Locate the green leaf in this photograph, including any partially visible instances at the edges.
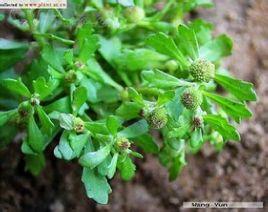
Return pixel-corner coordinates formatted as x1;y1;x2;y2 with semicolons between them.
106;115;121;135
190;128;203;150
107;153;118;179
0;109;17;127
133;134;159;154
79;145;111;169
118;156;136;181
215;74;257;101
118;119;149;139
72;86;88;113
1;78;31;97
142;69;191;89
203;114;240;141
82;168;112;204
25;153;45;176
41;46;64;72
203;91;252;120
146;32;189;67
69;133;89;157
128;87;144;105
28;115;45;153
114;48;167;72
45;97;72;113
199;35;233;62
175;24;199;60
54;131;76;160
168;152;186;181
189;19;213;45
38;10;55;33
0;39;29;71
33;77;58;100
36;106;54;135
58;113;74;130
85;122;109;135
116;102;143;120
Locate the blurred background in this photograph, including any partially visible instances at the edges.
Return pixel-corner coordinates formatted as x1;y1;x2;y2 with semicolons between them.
0;0;267;211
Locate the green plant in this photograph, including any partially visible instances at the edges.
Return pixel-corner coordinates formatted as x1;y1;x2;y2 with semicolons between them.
0;0;257;204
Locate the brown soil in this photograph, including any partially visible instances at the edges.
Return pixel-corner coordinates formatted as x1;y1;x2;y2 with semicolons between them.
0;0;267;211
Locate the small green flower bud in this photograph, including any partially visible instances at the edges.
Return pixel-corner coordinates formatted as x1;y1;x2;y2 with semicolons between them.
192;116;203;129
124;6;145;23
190;59;215;82
30;93;40;106
73;117;84;133
146;107;168;129
181;88;202;110
165;60;178;73
116;137;131;150
18;101;33;118
120;89;129;101
65;70;77;84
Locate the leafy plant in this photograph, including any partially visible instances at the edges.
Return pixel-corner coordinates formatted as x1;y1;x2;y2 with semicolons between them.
0;0;257;204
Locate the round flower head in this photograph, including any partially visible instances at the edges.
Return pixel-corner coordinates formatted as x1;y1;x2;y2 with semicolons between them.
73;117;84;133
124;6;145;23
65;70;77;84
116;137;131;150
192;116;203;129
18;101;33;118
181;88;202;110
147;107;168;129
190;59;215;82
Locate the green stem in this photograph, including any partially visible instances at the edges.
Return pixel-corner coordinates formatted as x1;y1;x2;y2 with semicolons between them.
34;33;75;45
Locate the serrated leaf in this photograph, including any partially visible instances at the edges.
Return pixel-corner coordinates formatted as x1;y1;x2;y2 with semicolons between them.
54;131;76;160
118;157;136;181
82;168;112;204
203;91;252;120
204;114;240;141
215;74;257;101
69;133;90;157
79;145;111;169
146;32;189;67
199;35;233;62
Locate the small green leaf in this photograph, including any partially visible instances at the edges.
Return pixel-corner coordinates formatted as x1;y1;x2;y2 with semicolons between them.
215;74;257;101
199;35;233;62
58;113;74;130
45;97;72;114
116;102;143;120
1;78;31;97
128;87;144;105
54;131;76;160
142;69;191;89
33;77;58;100
203;91;252;120
133;134;159;154
69;133;89;157
118;156;136;181
168;152;186;181
28;115;45;153
25;153;45;176
106;115;121;135
79;145;111;169
204;114;240;141
85;122;109;135
118;119;149;139
36;106;54;135
107;153;118;179
82;168;112;204
72;86;88;113
0;109;17;127
190;128;203;150
146;32;189;67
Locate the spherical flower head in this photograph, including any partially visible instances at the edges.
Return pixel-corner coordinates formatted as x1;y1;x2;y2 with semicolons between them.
116;137;131;150
65;70;77;84
192;116;203;129
124;6;145;23
181;88;202;110
18;101;33;118
30;93;40;106
190;59;215;82
147;107;168;129
73;117;84;133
